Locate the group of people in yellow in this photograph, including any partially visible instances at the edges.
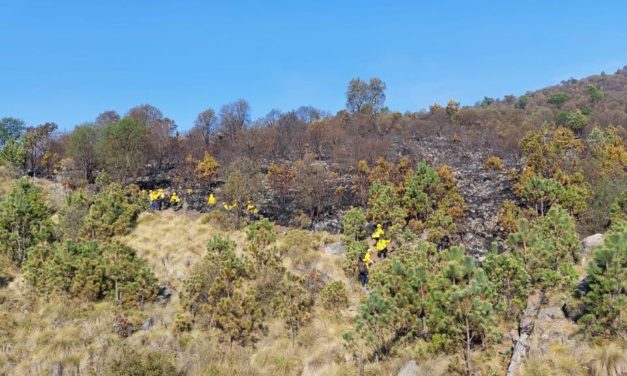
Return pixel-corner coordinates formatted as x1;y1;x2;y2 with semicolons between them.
358;223;392;287
208;193;258;216
148;188;180;210
147;188;181;210
145;189;259;217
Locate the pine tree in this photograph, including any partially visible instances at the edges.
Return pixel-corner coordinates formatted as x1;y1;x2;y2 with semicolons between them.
246;218;281;270
23;241;157;305
0;178;54;266
483;247;530;316
341;207;367;241
272;272;314;348
402;162;442;221
426;247;495;376
367;182;407;234
508;205;579;291
181;235;265;345
580;220;627;337
80;183;143;240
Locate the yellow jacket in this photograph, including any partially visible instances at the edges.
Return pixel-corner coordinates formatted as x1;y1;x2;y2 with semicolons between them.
362;251;371;265
371;224;384;239
376;239;390;251
246;200;258;214
170;193;180;204
223;201;237;211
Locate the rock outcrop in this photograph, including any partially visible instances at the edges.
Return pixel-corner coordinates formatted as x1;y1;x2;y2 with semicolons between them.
581;233;604;264
324;242;346;256
506;291;544;376
397;360;419;376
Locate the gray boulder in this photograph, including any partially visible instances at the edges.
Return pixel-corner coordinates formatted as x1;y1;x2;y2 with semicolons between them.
397;360;419;376
581;233;604;263
324;242;345;256
142;317;154;330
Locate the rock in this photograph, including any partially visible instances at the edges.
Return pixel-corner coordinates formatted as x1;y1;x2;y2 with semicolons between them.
397;360;420;376
312;217;343;233
562;301;586;322
582;233;604;250
581;233;604;263
563;277;590;321
324;242;345;256
142;317;154;330
506;291;544;376
538;304;565;320
574;276;591;297
156;285;174;303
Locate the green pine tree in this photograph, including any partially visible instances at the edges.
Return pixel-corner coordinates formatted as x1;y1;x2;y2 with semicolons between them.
580;220;627;337
0;178;54;266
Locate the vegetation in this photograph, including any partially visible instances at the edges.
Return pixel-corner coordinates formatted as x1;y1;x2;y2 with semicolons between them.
0;68;626;375
579;220;627;336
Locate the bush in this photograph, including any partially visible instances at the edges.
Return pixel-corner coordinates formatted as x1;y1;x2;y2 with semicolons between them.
548;92;570;108
194;152;220;182
320;281;349;310
497;200;523;234
201;209;235;230
108;349;182;376
23;240;158;305
173;311;193;333
181;236;264;345
57;189;94;241
0;178;55;266
341;207;367;241
555;110;587;132
79;183;143;240
484;156;505;171
508;205;579;291
579;220;627;337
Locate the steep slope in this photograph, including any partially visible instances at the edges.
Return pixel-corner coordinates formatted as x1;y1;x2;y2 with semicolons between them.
401;136;517;254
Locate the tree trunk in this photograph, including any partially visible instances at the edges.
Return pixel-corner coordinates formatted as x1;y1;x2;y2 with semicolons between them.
464;315;471;376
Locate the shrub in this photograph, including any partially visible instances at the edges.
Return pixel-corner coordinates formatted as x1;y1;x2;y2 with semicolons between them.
0;139;27;176
548;92;570;108
483;248;530;316
555;111;587;133
173;311;193;333
341;207;367;241
57;189;94;241
0;178;55;266
320;281;349;311
107;349;182;376
23;241;158;305
194;152;220;182
508;205;579;291
181;236;264;345
579;220;627;337
484;156;505;171
272;272;314;348
201;209;235;230
498;200;524;234
80;183;143;240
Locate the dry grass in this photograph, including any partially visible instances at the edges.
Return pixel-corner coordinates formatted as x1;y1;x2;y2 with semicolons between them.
119;209;249;290
0;208;369;375
2;206;624;376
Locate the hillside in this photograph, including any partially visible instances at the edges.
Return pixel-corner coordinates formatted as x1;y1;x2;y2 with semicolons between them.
0;69;626;376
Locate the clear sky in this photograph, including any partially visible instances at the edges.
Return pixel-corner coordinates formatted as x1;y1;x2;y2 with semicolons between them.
1;0;626;131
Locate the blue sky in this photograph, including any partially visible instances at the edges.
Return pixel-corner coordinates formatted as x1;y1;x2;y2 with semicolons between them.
1;1;626;131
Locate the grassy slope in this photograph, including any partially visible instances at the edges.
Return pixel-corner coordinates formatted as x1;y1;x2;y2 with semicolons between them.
0;178;624;375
